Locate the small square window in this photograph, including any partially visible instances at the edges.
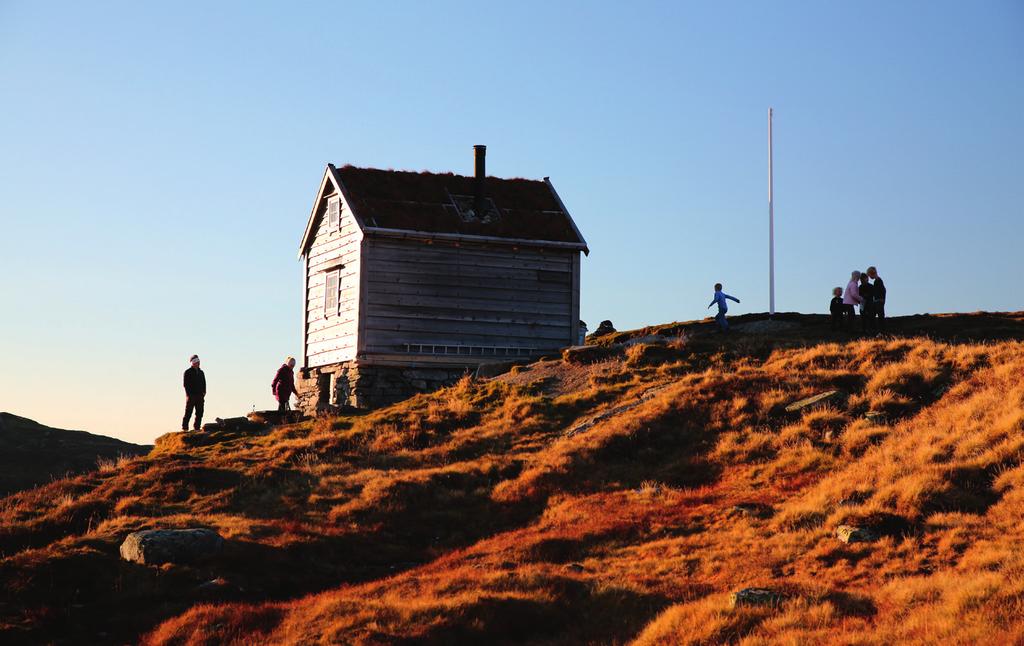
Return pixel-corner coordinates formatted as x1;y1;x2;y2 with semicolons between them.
327;196;341;230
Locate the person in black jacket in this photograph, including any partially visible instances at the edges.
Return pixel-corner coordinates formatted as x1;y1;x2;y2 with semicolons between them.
858;272;875;333
182;355;206;431
829;287;844;330
867;266;886;330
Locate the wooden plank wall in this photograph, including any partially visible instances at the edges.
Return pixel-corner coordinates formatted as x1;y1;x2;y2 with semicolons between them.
305;195;361;367
360;237;577;356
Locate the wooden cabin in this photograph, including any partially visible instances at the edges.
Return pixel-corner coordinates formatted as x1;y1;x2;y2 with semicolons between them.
296;146;588;412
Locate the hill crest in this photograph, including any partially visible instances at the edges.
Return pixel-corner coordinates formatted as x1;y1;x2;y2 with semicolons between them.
1;311;1024;645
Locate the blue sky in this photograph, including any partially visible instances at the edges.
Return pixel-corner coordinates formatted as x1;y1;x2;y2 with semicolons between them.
1;1;1021;443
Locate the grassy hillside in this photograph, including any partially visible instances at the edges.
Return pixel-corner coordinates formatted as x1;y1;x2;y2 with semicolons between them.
2;312;1023;645
0;413;150;497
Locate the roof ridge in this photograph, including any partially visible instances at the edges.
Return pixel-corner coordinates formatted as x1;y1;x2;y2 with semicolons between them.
335;164;543;183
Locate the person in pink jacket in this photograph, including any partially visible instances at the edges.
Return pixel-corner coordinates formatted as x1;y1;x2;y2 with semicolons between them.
272;357;297;412
842;271;863;330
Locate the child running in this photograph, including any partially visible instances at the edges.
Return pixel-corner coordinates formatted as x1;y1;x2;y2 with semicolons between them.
708;283;741;333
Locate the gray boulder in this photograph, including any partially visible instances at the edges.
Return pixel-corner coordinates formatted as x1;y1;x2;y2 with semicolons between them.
120;528;224;566
729;587;784;608
836;524;877;544
785;390;844;413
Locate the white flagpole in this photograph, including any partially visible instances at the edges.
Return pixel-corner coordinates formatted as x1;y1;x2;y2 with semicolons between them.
768;107;775;317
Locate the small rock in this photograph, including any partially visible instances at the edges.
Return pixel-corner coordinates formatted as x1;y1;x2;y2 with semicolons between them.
198;577;228;589
836;525;876;544
248;410;302;426
864;411;887;424
562;344;620;365
196;577;239;598
785;390;844;413
120;528;224;566
729;588;784;608
730;503;774;519
215;417;262;432
566;563;586;573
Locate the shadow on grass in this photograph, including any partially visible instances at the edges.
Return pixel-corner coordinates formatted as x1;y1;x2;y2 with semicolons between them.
408;577;671;646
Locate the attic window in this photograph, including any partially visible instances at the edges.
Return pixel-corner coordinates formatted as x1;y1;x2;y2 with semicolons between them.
327;196;341;230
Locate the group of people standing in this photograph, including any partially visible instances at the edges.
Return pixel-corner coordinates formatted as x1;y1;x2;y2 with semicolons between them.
180;355;299;431
831;266;887;332
179;271;886;429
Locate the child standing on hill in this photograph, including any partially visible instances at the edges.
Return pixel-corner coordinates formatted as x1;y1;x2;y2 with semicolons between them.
830;287;844;330
708;283;740;333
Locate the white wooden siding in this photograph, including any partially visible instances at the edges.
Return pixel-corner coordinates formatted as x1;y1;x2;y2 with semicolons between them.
304;193;362;368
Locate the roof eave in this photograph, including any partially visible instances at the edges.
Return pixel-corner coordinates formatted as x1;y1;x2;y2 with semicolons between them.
298;164;370;259
543;177;589;256
362;226;589;252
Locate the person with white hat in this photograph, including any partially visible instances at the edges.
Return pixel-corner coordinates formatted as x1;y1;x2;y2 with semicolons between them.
182;355;206;431
272;357;297;412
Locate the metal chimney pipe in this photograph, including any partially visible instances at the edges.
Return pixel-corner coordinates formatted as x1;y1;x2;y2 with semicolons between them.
473;145;486;216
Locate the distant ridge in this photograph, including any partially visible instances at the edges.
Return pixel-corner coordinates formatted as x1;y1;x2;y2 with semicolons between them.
0;412;150;497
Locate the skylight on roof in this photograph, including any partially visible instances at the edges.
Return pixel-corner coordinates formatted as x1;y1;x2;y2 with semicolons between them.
448;194;500;224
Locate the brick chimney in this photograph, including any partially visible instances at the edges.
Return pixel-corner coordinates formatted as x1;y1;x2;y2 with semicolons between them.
473;144;486;216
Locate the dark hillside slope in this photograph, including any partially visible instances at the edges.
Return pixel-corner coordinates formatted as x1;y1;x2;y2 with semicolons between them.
0;413;150;497
1;311;1023;645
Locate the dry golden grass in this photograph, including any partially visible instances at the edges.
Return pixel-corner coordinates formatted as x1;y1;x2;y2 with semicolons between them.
2;313;1024;644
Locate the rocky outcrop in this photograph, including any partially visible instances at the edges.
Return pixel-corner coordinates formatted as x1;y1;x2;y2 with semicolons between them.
785;390;845;413
200;417;264;433
561;344;622;365
729;588;784;608
120;528;224;566
563;383;671;438
730;502;775;519
836;525;877;544
590;320;616;337
247;410;305;427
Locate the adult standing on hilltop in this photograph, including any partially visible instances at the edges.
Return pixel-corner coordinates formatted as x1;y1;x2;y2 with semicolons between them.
182;355;206;432
842;271;863;330
868;266;886;330
272;357;297;412
858;272;875;333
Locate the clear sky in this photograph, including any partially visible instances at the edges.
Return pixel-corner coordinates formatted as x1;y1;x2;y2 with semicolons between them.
1;1;1021;444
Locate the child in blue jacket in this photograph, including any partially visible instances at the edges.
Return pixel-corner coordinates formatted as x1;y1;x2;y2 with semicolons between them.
708;283;741;332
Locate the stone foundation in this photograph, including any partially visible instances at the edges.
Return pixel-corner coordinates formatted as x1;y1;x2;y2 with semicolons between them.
296;362;473;415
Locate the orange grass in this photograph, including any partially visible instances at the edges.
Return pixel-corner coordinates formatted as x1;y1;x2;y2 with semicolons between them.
2;314;1024;644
